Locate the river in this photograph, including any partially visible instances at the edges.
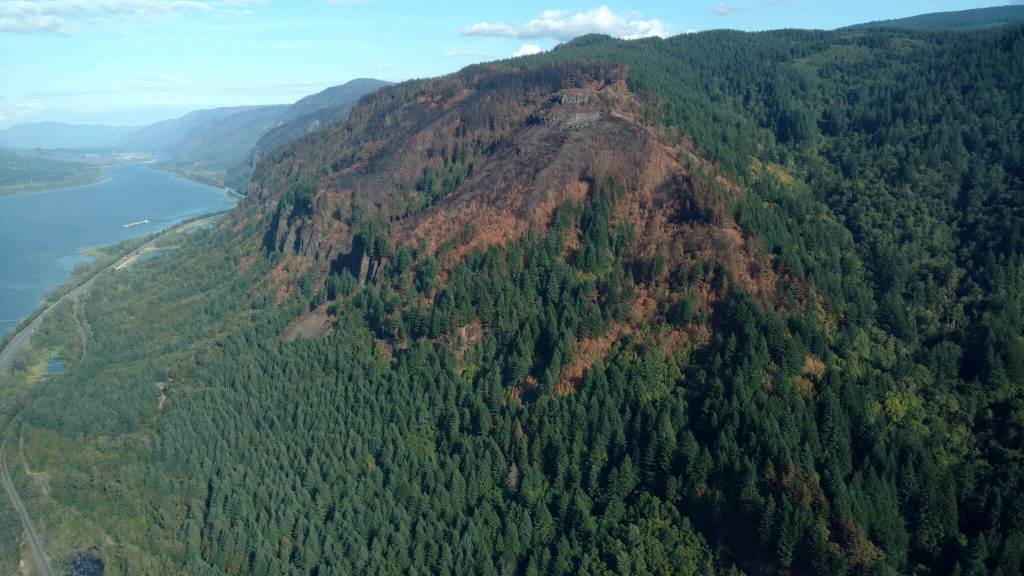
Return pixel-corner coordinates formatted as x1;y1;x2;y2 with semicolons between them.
0;163;236;334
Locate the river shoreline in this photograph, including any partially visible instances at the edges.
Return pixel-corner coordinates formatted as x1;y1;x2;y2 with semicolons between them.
0;156;247;200
0;163;237;333
150;163;247;199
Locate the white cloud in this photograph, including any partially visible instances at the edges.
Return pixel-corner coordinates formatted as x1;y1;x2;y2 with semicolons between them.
0;13;76;34
442;49;495;58
512;44;543;58
462;5;669;41
376;62;393;69
324;0;375;4
0;1;212;18
211;7;257;19
0;1;267;34
711;3;734;16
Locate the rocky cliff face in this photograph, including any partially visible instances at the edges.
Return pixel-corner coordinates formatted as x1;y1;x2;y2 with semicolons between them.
245;61;774;303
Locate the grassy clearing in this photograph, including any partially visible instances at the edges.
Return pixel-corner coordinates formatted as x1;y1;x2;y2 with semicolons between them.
78;245;115;259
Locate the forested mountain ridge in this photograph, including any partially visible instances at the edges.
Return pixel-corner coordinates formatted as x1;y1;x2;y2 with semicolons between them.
115;105;274;154
846;5;1024;31
248;78;392;158
3;23;1024;576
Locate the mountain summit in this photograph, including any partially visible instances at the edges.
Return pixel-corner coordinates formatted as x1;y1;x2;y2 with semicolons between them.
250;63;766;307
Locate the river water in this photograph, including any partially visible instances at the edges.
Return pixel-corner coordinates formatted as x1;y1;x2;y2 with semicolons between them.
0;163;236;334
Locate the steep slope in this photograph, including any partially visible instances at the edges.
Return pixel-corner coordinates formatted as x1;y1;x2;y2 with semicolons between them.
227;78;390;190
116;105;287;186
170;105;289;166
152;105;290;186
269;78;391;130
116;106;267;154
179;106;289;163
2;24;1024;576
249;64;769;304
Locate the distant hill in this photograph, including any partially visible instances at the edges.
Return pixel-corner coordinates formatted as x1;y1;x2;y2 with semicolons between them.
120;105;290;187
252;78;390;159
847;5;1024;31
172;105;289;167
116;106;269;154
279;78;391;126
0;78;389;192
0;121;135;150
0;148;100;195
122;103;292;181
227;78;390;190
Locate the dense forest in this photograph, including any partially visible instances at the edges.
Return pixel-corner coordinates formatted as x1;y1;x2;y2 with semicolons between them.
2;22;1023;576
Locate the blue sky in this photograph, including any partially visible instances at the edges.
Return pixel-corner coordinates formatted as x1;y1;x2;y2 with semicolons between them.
0;0;1015;127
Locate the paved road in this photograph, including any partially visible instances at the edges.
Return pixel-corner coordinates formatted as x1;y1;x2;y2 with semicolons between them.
1;440;53;576
0;212;225;575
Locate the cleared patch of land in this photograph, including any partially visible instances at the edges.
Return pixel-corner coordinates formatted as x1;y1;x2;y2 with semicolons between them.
78;245;116;259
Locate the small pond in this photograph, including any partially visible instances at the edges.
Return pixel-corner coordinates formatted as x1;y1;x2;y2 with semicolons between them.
47;357;66;374
128;250;169;269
